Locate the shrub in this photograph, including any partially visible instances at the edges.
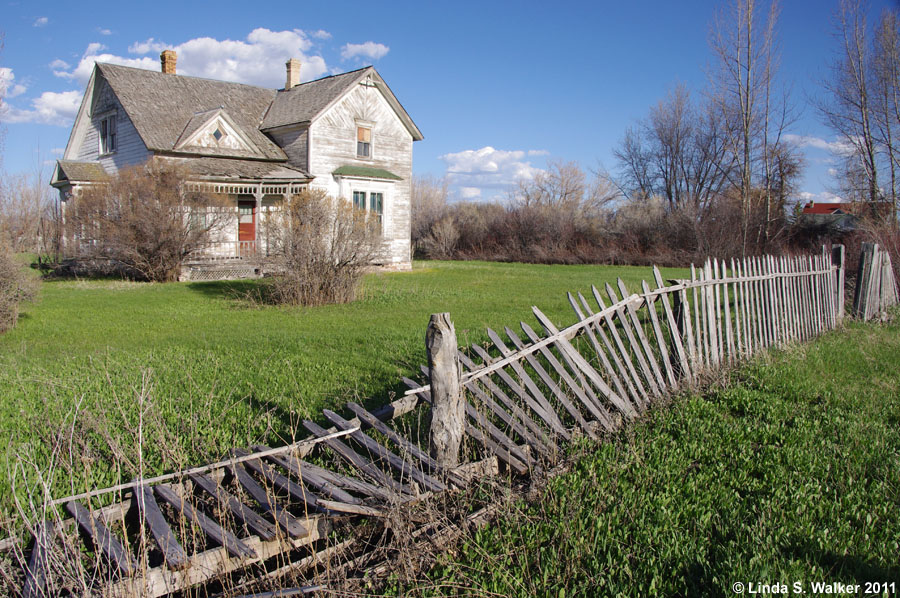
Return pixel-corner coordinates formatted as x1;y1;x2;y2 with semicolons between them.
0;244;37;333
264;189;382;306
64;160;228;282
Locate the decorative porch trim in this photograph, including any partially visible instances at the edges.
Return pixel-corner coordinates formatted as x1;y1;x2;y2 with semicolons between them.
184;180;309;197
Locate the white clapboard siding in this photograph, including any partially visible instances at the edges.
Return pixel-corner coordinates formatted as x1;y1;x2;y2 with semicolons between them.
76;77;151;174
308;82;413;268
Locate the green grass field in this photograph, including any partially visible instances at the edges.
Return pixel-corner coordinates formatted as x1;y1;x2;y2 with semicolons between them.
0;260;683;520
410;318;900;597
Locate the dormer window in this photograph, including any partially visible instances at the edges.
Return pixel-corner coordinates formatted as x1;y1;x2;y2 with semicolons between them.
357;126;371;158
99;114;117;154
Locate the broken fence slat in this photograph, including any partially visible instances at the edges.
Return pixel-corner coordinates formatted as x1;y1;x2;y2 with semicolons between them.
588;287;651;406
652;267;692;382
189;472;279;541
322;409;446;493
302;420;412;498
66;500;137;577
346;402;467;488
486;328;573;437
234;448;326;514
531;307;630;420
22;521;56;598
640;280;677;388
134;483;190;570
457;352;556;454
296;460;397;503
228;462;309;539
154;484;257;560
253;448;362;506
502;323;598;438
566;294;635;424
469;344;570;439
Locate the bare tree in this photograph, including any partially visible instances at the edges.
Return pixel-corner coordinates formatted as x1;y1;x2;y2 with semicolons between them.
0;163;56;253
871;7;900;223
410;174;449;254
65;160;228;282
613;84;733;216
708;0;796;253
265;188;382;305
820;0;881;205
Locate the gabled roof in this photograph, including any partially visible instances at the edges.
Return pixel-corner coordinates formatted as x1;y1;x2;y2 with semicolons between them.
96;63;286;160
261;66;424;141
262;68;368;130
801;202;854;215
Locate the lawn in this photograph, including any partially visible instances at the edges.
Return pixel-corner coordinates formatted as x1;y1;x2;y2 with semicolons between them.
0;260;684;521
410;317;900;597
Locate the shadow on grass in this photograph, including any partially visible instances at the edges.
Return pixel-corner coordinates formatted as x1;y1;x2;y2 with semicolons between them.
186;280;267;304
783;542;900;582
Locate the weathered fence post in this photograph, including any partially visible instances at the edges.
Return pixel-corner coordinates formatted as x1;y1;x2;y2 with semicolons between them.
832;244;845;324
426;313;464;469
853;243;876;319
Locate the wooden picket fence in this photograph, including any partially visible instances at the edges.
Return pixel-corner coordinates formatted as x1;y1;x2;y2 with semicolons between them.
853;242;899;320
6;246;852;597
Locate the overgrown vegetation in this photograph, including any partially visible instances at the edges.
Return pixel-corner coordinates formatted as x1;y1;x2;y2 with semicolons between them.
396;317;900;596
64;160;227;282
0;260;684;523
262;188;382;306
0;243;36;333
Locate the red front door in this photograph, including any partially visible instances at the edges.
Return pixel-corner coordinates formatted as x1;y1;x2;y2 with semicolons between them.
238;200;256;255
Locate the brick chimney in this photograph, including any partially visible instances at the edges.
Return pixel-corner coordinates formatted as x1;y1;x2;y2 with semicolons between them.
285;58;301;89
160;50;177;75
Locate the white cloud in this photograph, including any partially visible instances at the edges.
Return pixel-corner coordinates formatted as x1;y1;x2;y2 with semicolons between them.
798;190;844;203
33;17;48;27
341;41;390;61
439;146;546;200
784;134;855;156
0;68;27;98
310;29;332;40
58;29;328;89
49;59;70;70
98;28;112;36
128;38;169;55
2;90;82;125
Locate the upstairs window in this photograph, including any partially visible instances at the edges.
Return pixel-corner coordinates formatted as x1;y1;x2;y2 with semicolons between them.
357;126;371;158
100;114;117;154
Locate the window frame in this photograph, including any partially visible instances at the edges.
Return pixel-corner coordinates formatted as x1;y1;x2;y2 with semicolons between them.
99;113;117;155
356;125;372;159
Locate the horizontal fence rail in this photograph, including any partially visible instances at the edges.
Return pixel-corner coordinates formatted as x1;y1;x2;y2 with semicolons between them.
6;245;862;597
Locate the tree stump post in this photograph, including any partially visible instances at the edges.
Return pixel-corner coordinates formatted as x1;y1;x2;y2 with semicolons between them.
832;244;845;324
426;313;464;469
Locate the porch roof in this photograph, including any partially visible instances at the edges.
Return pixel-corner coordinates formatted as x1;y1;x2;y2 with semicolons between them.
51;160;110;187
176;157;311;181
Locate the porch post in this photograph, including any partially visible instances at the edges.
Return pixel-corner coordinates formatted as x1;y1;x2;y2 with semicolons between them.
253;184;263;256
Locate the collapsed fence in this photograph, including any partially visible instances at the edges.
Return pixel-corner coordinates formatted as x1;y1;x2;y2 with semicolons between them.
4;243;893;597
853;242;899;320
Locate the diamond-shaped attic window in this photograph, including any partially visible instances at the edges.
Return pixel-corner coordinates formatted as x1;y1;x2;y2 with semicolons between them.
213;127;224;142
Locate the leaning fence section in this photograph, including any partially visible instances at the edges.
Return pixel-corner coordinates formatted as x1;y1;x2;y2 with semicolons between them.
8;246;849;598
853;242;899;321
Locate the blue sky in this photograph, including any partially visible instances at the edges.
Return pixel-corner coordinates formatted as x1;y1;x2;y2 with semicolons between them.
0;0;895;203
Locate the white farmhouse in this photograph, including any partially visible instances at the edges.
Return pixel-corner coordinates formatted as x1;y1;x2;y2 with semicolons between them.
51;51;422;277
